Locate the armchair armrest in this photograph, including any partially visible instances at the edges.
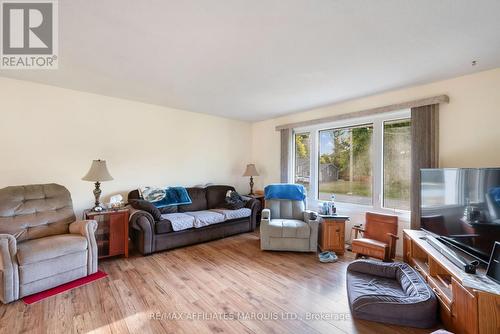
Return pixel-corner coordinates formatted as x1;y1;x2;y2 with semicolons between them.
352;225;365;239
386;233;399;261
259;209;271;231
0;234;19;303
303;210;319;223
241;196;258;208
261;208;271;221
241;196;260;231
69;220;98;274
259;209;272;250
69;219;97;236
304;210;320;251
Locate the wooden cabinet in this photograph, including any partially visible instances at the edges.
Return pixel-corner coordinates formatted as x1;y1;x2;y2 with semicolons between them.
404;229;500;334
452;278;478;334
84;209;129;259
318;215;349;255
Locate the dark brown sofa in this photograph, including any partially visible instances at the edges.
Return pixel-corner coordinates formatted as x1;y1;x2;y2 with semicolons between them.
128;185;260;255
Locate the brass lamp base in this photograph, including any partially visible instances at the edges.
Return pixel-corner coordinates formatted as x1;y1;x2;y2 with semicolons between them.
91;205;106;212
249;176;255;195
91;181;106;212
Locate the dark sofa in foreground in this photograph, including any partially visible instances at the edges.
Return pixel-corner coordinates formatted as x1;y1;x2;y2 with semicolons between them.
128;185;260;255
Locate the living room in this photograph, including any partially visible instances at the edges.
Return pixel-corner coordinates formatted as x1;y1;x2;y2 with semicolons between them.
1;1;499;333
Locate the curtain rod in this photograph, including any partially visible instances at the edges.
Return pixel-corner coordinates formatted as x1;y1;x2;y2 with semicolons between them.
275;95;449;131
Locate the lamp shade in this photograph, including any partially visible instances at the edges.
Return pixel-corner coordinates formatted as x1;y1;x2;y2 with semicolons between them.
243;164;259;177
82;160;114;182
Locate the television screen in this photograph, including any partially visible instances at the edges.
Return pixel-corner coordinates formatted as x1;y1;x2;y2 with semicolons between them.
421;168;500;264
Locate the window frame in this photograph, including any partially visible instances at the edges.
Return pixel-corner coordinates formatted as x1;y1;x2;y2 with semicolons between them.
292;109;411;218
293;131;312;191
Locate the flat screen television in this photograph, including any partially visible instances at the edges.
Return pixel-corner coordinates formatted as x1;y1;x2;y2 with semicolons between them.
421;168;500;265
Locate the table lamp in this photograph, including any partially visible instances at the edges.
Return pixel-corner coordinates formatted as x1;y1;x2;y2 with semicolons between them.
243;164;259;195
82;159;114;211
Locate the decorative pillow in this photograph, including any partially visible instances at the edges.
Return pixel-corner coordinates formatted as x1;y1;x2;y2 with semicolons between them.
139;186;166;202
138;186;192;208
219;190;245;210
129;199;162;221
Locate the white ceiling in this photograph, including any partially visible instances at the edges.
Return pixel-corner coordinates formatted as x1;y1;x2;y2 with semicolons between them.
2;0;500;121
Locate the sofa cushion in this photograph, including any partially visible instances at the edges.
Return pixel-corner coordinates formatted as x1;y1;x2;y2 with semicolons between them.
211;208;251;220
352;238;389;250
185;210;225;228
348;271;408;303
206;185;235;209
17;234;88;265
178;187;207;212
267;219;310;239
130;199;162;221
159;213;195;232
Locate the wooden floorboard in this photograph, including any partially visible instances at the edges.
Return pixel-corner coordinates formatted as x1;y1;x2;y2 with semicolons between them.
0;232;441;334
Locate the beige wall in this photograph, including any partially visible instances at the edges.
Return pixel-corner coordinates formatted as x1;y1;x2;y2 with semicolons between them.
251;68;500;190
0;78;252;216
1;68;499;253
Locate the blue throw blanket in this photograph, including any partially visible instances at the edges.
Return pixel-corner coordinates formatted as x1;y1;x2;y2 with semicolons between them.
264;183;306;201
141;186;192;208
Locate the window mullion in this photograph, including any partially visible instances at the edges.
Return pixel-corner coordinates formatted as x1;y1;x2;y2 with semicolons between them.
372;119;383;210
310;130;318;203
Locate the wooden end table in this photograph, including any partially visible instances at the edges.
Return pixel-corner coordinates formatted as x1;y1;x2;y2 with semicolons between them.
84;209;129;259
318;214;350;255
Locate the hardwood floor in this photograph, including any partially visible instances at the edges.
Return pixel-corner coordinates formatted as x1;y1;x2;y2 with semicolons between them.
0;232;440;334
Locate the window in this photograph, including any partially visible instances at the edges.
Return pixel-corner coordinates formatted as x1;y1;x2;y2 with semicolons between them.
293;110;411;212
383;119;411;210
294;132;311;192
318;124;373;205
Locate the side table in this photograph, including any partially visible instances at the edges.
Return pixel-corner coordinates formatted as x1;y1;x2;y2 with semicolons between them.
318;214;350;255
84;209;129;259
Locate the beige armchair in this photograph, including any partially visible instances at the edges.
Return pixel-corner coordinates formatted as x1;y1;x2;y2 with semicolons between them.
260;199;319;252
0;184;98;303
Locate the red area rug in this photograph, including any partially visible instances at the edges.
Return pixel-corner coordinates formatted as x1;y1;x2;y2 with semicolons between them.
22;270;108;305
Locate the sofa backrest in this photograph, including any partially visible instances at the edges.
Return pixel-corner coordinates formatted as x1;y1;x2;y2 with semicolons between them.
265;199;305;220
127;189;141;201
0;184;75;242
206;185;235;209
178;187;208;212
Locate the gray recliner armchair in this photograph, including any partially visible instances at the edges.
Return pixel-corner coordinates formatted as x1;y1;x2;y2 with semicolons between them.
260;198;320;252
0;184;98;303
